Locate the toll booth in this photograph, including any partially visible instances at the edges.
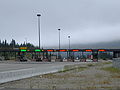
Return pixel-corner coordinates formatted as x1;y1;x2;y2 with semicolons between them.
92;52;98;62
113;51;120;58
17;52;27;62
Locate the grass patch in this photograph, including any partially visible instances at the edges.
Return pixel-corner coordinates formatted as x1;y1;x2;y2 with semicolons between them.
101;67;120;73
86;86;97;89
58;65;87;73
91;61;112;66
102;62;112;65
58;67;87;73
95;73;103;78
100;86;112;89
99;80;111;84
42;72;86;79
87;64;94;67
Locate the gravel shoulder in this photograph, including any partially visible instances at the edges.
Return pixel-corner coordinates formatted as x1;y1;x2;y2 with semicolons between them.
0;61;120;90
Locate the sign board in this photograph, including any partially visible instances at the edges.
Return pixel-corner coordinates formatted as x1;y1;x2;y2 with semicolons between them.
19;47;27;50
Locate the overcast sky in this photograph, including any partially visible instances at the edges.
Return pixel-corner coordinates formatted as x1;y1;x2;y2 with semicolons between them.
0;0;120;48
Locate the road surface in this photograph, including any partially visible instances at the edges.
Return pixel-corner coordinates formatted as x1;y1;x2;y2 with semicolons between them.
0;62;90;72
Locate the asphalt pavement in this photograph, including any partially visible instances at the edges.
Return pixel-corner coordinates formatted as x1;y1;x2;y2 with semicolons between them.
0;62;88;72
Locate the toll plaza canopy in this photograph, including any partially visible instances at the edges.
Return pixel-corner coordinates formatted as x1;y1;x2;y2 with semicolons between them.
0;48;120;52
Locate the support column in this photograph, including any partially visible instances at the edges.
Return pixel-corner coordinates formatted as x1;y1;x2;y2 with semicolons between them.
92;51;98;62
49;52;51;62
113;51;118;58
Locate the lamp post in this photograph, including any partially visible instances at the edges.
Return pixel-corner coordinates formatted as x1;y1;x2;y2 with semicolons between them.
68;35;70;59
37;14;41;49
58;29;61;50
68;35;70;50
58;29;61;59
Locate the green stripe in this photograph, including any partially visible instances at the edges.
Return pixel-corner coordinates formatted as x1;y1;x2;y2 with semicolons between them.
35;49;41;52
20;49;27;52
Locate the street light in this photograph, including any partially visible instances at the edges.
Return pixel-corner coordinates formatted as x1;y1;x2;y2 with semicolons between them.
68;35;70;49
68;35;70;59
58;29;61;59
37;14;41;49
58;29;61;49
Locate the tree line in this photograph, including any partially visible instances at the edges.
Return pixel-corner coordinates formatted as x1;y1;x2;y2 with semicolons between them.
0;39;35;48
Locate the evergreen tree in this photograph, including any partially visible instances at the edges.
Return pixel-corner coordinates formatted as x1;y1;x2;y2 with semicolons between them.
10;39;16;48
